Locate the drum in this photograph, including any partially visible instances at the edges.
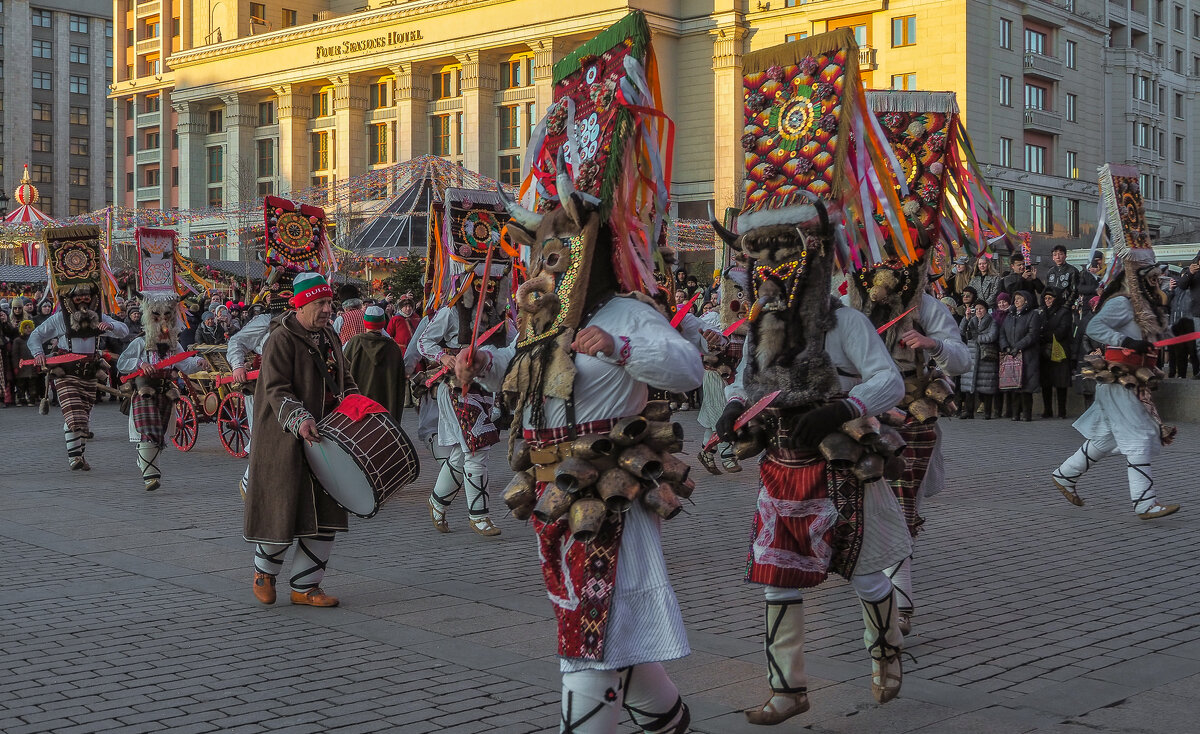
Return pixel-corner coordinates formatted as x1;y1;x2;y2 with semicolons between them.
303;397;420;518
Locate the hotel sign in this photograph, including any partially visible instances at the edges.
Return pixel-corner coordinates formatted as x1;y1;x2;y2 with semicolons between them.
315;30;423;60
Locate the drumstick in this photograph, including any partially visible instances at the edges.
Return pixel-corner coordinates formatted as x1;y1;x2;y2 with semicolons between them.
463;246;496;396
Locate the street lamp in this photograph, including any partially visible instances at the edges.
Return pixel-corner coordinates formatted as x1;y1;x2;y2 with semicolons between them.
0;189;9;218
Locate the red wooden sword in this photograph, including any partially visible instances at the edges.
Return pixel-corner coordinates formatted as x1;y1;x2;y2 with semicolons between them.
704;390;781;451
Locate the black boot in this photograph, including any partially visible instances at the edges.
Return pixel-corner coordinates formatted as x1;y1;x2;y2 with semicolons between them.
1040;387;1053;418
1057;388;1069;419
1023;393;1034;421
962;393;976;419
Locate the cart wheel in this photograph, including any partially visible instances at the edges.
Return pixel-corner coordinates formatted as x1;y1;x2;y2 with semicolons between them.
218;392;250;458
173;397;199;452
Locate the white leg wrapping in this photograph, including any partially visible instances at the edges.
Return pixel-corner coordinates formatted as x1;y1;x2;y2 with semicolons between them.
253;542;289;577
64;423;85;461
859;582;904;704
429;438;463;510
884;557;914;612
289;534;335;593
621;663;688;734
1054;437;1118;488
463;449;490;518
1126;456;1157;515
560;669;623;734
136;441;162;481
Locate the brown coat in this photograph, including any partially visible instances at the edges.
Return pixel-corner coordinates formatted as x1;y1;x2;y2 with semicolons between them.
243;312;357;543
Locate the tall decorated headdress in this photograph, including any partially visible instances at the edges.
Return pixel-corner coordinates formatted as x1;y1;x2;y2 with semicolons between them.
1096;163;1168;339
135;227;185;348
498;10;673;429
258;196;336;313
43;225;118;339
424;187;513;314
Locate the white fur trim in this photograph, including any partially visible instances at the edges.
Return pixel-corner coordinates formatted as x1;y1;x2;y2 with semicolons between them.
736;204;824;231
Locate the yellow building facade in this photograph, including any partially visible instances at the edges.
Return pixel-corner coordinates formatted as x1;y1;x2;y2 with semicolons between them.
111;0;1200;258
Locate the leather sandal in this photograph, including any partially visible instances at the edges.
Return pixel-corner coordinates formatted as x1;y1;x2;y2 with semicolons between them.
744;692;810;725
898;610;913;635
428;496;449;533
469;516;501;537
1138;502;1180;520
1051;474;1084;506
253;572;276;605
872;653;903;703
698;449;722;476
144;477;160;492
290;587;339;607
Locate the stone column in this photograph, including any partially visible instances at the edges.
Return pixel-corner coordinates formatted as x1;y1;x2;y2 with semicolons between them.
273;83;311;196
173;101;206;211
391;63;430;162
459;52;499;175
333;75;368;183
222;93;259;259
531;38;568;120
711;23;748;269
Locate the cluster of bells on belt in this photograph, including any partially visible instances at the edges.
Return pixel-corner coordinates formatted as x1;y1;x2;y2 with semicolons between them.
1079;353;1165;390
901;367;957;424
816;412;910;484
503;401;695;542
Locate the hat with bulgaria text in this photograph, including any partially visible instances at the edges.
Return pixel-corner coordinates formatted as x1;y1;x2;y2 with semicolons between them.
289;272;333;307
364;305;386;329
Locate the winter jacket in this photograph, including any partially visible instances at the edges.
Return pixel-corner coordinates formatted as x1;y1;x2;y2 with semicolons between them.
967;274;1001;307
1045;263;1079;302
1038;300;1074;388
1176;262;1200;317
999;295;1043;392
960;315;999;394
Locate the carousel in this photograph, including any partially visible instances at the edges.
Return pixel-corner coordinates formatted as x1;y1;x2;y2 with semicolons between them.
1;166;53;269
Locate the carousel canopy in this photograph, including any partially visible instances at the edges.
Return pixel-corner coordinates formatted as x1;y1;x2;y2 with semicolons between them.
5;165;51;225
0;265;47;284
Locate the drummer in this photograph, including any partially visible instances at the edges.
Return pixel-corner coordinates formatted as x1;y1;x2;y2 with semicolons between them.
243;272;358;608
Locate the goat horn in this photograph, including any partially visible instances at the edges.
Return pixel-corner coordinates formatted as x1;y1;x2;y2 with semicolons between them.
556;149;576;202
496;182;543;232
708;202;739;246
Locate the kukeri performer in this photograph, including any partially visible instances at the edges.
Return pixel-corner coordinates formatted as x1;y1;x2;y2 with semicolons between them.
228;272;295;499
404;312;445;483
416;263;511;538
244;272;357;608
1052;165;1180;519
29;226;129;471
117;295;205;490
697;265;750;475
717;29;918;725
456;12;699;732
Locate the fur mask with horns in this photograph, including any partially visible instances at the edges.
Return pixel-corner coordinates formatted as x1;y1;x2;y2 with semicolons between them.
61;284;102;339
142;294;182;357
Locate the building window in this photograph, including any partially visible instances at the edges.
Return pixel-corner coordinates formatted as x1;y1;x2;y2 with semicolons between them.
1176;182;1185;201
33;40;53;59
208;188;224;208
258;101;276;126
69;167;90;187
145;131;160;149
70;137;89;156
1065;40;1076;69
1067;199;1080;237
32;9;52;28
257;139;274;178
998;137;1012;167
33;102;52;122
456;112;464;155
1155;41;1164;59
311;89;332;117
144;94;161;113
33;71;52;90
250;2;266;20
172;167;179;186
891;16;916;47
1174;48;1183;73
432;69;460;100
1175;92;1184;118
526;102;536;143
1030;194;1052;233
1000;188;1016;223
31;165;53;183
500;57;532;89
431;115;451;156
890;73;917;90
69;15;89;33
173;130;179;149
368;124;388;165
1025;144;1046;173
499;105;520;150
126;135;135;155
1135;122;1149;147
1000;18;1012;49
208;109;224;132
258;181;275;196
145;167;160;187
369;82;388;109
1175;4;1184;30
999;75;1012;106
785;32;809;43
1024;29;1046;55
1176;136;1185;162
207;146;224;184
146;18;162;38
33;133;52;153
1067;151;1079;179
282;9;298;27
1155;0;1165;23
69;199;89;216
69;76;88;95
1137;75;1151;101
127;172;135;192
498;154;521;185
1140;173;1152;197
1025;83;1046;110
311;132;330;170
1065;93;1077;122
70;45;88;64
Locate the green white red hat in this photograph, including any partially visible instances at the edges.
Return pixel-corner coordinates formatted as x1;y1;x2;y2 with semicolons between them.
289;272;333;307
364;305;386;329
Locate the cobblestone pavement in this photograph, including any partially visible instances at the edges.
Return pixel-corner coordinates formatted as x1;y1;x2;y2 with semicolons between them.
3;401;1200;733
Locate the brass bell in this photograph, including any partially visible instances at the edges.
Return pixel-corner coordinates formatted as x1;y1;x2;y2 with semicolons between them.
883;455;906;481
925;378;955;404
568;497;608;542
673;476;696;499
853;453;886;483
1108;362;1129;376
554;457;601;494
642;483;683;520
880;409;908;427
841;416;881;444
571;434;614;461
645;421;685;453
870;425;908;456
609;415;649;446
1093;370;1116;384
818;432;863;469
658;452;691;483
907;397;940;424
1085;354;1107;370
1117;374;1139;390
509;438;533;472
735;435;764;459
597;467;641;511
1134;367;1154;384
532;482;574;523
617;444;663;480
502;471;538;521
641;400;673;422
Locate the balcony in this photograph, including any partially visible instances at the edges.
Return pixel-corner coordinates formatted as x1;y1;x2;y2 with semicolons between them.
135;185;161;201
859;46;878;71
135;37;160;56
136;111;161;128
1131;98;1161;117
1023;52;1063;80
134;0;160;18
1023;108;1063;133
135;148;161;165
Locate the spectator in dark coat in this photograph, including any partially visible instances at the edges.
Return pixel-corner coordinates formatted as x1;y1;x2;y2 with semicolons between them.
1038;291;1074;419
1000;254;1026;297
968;256;1002;307
960;302;1000;419
1175;251;1200;320
1019;263;1046;298
1072;296;1101;408
1044;245;1079;303
999;290;1043;421
1076;254;1104;301
196;312;224;345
